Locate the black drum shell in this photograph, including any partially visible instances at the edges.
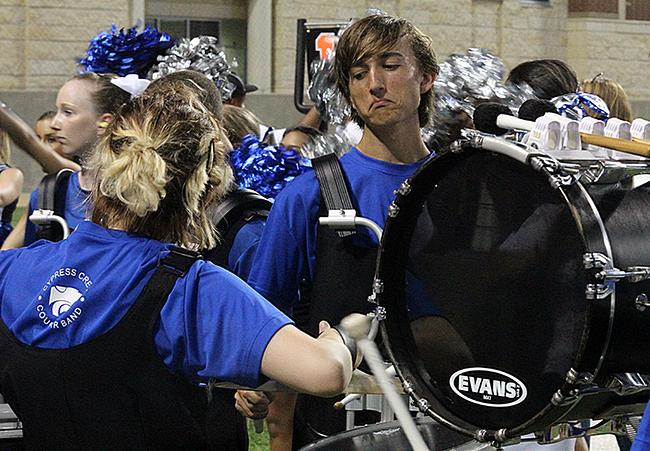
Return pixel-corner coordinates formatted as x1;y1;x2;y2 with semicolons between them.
375;148;650;439
298;417;474;451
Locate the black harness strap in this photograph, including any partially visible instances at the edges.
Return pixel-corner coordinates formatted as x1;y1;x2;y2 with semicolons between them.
312;154;355;237
34;169;74;242
204;188;272;267
38;169;72;213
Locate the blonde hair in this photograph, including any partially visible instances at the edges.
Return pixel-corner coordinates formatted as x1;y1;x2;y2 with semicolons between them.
0;130;10;163
222;105;261;146
90;81;233;249
581;75;633;122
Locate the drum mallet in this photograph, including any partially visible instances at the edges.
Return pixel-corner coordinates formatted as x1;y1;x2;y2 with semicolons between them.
340;313;428;451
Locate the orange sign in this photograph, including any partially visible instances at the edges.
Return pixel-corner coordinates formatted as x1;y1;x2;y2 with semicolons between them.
315;32;337;60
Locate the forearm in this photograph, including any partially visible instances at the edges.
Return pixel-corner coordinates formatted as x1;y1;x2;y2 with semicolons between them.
261;325;352;397
1;212;25;249
0;103;79;173
0;169;22;207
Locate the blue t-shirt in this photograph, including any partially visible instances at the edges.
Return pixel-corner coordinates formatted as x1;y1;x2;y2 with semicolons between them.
247;147;430;315
633;402;650;450
24;171;89;246
228;218;265;281
0;221;291;387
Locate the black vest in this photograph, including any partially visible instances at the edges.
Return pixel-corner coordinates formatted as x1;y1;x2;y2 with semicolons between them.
292;154;379;449
0;248;217;451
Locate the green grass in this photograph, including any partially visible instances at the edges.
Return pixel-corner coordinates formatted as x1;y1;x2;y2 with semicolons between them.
247;420;270;451
12;207;24;227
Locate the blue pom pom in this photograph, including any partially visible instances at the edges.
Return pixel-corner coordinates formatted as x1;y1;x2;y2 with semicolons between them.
78;24;175;77
230;134;310;198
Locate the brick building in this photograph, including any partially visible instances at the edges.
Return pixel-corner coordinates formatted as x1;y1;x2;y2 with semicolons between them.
1;0;649;191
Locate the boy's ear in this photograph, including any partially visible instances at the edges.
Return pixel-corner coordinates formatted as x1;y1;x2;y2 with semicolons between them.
420;72;436;94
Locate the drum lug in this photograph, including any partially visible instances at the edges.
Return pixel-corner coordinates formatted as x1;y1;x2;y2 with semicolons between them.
394;180;411;196
551;388;584;406
583;252;611;270
536;423;586;444
529;155;577;188
372;278;384;294
475;429;488;442
566;368;595;385
585;283;613;300
606;373;650;395
387;202;400;218
416;397;430;413
402;379;414;395
372;306;386;321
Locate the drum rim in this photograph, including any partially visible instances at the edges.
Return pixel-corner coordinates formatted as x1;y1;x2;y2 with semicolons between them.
374;148;616;442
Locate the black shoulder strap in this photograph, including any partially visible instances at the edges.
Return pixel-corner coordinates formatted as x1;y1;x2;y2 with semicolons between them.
211;188;272;233
312;153;355;237
204;188;272;267
38;169;73;215
34;169;74;242
159;246;202;276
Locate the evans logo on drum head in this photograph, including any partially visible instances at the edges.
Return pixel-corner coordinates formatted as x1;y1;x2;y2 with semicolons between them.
449;367;527;407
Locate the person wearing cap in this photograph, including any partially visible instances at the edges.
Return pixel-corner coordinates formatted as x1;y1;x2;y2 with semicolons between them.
225;73;258;108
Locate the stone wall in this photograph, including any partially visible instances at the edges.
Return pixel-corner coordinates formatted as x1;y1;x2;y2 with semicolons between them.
272;0;570;94
0;1;130;91
567;17;650;100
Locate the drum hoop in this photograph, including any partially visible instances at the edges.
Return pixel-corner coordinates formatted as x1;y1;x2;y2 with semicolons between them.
375;148;617;441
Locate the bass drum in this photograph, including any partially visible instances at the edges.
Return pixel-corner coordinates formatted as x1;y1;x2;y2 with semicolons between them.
299;416;486;451
375;146;650;443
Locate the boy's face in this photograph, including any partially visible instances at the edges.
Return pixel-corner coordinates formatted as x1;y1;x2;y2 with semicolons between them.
347;37;434;130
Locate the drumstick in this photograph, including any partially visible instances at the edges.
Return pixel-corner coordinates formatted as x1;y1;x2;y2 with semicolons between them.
340;314;428;451
580;133;650;157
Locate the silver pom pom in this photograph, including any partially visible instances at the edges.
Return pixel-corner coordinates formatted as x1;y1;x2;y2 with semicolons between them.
308;48;352;126
148;35;235;100
429;48;536;149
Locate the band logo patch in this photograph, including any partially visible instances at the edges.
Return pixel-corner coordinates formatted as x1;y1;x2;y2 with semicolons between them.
449;367;527;407
35;267;93;330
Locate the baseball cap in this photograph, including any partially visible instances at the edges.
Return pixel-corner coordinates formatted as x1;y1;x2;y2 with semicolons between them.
227;73;258;98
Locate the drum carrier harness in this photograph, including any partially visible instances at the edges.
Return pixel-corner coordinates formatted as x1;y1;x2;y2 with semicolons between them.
293;153;379;448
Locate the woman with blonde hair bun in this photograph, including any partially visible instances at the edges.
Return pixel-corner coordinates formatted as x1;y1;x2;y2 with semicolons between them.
91;79;233;250
0;80;357;450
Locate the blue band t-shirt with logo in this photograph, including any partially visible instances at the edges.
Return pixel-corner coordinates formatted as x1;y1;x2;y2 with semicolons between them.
0;221;291;387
